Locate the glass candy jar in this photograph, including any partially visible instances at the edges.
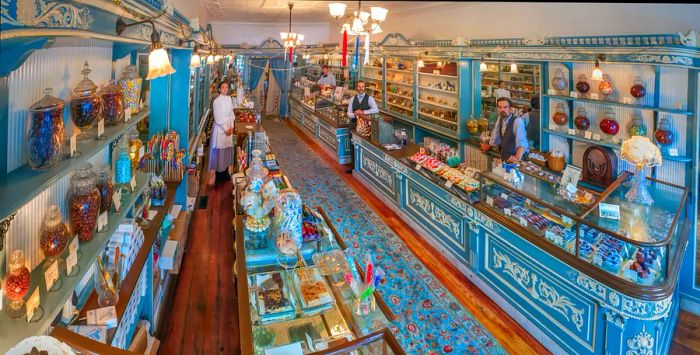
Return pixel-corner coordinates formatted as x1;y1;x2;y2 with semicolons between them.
40;205;69;261
599;110;620;136
551;69;568;94
275;191;303;268
96;165;114;214
630;76;646;99
629;114;648;137
574;107;590;131
575;74;590;95
654;117;675;148
4;250;31;319
99;80;124;126
68;162;101;242
598;74;615;99
129;131;143;171
242;150;275;233
70;61;102;140
115;140;132;187
27;88;65;170
119;65;143;114
552;103;569;129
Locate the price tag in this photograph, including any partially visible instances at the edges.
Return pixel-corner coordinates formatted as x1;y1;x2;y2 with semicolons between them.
623;97;634;104
669;148;679;157
584;131;592;139
612;136;619;144
70;135;77;157
561;165;582;188
44;261;59;291
113;190;122;212
525;198;531;205
504;208;512;216
547;89;556;96
599;202;621;220
445;180;453;189
97;119;105;138
519;217;528;228
584;191;594;201
415;163;422;171
569;91;579;98
69;235;79;255
486;196;494;206
500;193;508;200
590;93;599;100
566;183;578;194
567;128;576;136
26;288;40;322
562;215;574;226
124;109;132;122
592;133;601;141
66;249;78;276
97;212;108;232
130;176;136;190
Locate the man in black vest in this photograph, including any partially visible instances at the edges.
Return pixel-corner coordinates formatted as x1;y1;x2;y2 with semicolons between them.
346;80;379;173
481;97;529;163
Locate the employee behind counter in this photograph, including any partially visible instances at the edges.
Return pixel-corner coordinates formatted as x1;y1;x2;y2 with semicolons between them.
481;97;529;163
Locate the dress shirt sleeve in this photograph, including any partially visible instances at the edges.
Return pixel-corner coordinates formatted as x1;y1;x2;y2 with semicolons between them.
213;97;228;128
347;97;355;119
330;73;336;86
489;117;500;146
513;117;529;152
363;96;379;115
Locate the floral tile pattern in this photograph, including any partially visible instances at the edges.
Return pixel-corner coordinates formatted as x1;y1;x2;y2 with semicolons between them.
264;120;505;354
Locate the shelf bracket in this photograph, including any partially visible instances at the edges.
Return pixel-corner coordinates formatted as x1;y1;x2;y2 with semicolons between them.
0;37;49;77
0;212;17;251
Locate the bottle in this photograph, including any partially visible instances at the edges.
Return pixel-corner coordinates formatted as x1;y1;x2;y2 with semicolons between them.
118;65;143;114
574;107;590;131
96;165;114;214
654;117;674;148
99;80;124;126
553;103;569;129
628;114;647;137
599;110;620;136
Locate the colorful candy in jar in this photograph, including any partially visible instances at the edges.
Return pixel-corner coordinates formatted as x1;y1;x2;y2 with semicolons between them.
628;114;647;137
68;163;101;242
129;132;143;171
115;143;132;185
466;119;479;135
550;69;568;94
599;110;620;136
40;205;69;260
552;103;568;127
575;74;590;94
96;165;114;214
4;250;30;318
630;76;646;99
70;62;102;136
574;107;590;130
118;65;143;114
598;74;614;97
99;80;124;126
27;88;65;171
654;117;674;147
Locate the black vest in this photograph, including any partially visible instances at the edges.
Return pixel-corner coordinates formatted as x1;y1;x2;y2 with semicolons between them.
353;94;371;111
499;115;517;161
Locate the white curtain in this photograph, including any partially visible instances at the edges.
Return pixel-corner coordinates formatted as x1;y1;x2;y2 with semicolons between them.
251;62;268;111
266;68;281;116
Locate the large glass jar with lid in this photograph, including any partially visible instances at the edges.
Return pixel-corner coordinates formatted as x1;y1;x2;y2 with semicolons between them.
40;204;70;262
129;130;143;171
99;80;124;126
115;139;132;187
96;165;114;214
241;150;276;233
27;88;65;170
70;61;102;140
68;162;101;242
275;191;303;269
119;65;143;114
4;250;31;319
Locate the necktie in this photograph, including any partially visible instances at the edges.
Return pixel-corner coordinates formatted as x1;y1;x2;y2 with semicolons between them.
322;74;328;78
501;116;510;136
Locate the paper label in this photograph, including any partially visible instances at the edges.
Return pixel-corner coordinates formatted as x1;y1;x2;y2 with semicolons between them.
445;180;453;189
566;183;578;194
568;128;576;136
590;93;599;100
97;119;104;138
130;176;136;190
669;148;679;157
70;135;77;157
500;193;508;200
570;91;579;98
584;131;592;139
504;208;511;216
415;163;421;171
561;165;582;188
44;261;59;290
519;217;528;227
545;229;555;242
623;97;633;104
547;89;556;96
555;233;563;246
97;212;108;232
66;249;78;276
26;288;40;322
525;198;531;205
113;190;122;212
592;133;601;141
584;191;594;200
486;196;494;206
562;215;574;226
599;202;621;220
69;235;79;255
612;136;619;144
124;109;132;122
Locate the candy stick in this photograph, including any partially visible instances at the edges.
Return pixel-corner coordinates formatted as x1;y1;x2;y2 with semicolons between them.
359;285;374;301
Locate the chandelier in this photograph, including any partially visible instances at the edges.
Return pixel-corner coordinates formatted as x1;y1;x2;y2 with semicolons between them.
280;1;304;50
328;1;387;35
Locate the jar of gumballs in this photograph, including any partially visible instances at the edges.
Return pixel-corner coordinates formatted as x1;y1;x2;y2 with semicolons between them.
654;117;675;152
628;114;647;137
4;250;31;319
115;139;132;188
96;165;114;214
118;65;143;114
98;80;124;126
69;162;101;242
70;61;102;140
27;88;65;171
40;205;69;263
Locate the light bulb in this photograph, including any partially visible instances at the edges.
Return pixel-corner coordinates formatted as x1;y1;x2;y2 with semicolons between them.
479;61;487;72
510;63;518;73
215;54;221;61
417;59;425;68
280;32;288;40
147;48;176;80
437;61;444;68
190;53;201;68
592;60;604;80
328;3;346;18
298;34;304;42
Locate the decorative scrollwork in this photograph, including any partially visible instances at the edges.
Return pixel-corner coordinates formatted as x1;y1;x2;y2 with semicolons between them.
0;212;17;251
409;190;460;235
362;156;394;188
502;52;578;60
626;327;654;355
493;250;585;331
628;54;692;66
2;0;94;29
623;299;650;316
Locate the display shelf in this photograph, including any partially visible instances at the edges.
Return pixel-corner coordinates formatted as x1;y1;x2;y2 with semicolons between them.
482;71;538;77
386;91;414;101
0;110;150;221
0;171;151;352
542;128;692;162
382;109;460;140
386;80;413;87
482;85;535;94
417;86;458;95
362;75;383;81
50;327;138;355
482;78;536;85
418;111;458;125
418;72;458;79
417;99;458;111
386;68;414;74
386;101;414;112
543;94;694;116
481;96;531;104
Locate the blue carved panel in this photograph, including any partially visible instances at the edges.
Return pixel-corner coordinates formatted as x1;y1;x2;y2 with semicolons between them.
302;114;318;136
403;179;468;264
481;231;600;354
318;120;338;151
357;149;397;202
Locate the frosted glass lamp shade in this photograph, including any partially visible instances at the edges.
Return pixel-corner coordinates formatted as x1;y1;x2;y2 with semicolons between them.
351;18;364;33
479;61;487;72
147;48;175;80
510;63;518;73
329;3;347;18
417;59;425;68
206;55;214;64
370;7;388;22
371;24;382;35
190;53;201;68
592;60;604;80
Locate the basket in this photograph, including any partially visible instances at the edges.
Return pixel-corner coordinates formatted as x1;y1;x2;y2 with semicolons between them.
546;153;566;172
528;150;547;167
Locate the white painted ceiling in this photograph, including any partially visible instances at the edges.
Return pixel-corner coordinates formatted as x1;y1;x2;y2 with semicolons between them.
201;0;457;23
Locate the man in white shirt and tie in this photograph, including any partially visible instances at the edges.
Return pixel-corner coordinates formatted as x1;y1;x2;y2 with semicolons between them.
345;80;379;173
317;65;336;87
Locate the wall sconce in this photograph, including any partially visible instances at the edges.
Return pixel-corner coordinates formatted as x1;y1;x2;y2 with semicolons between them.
117;17;175;80
592;54;606;80
479;54;491;72
417;51;427;68
510;62;518;73
206;54;214;65
180;39;201;68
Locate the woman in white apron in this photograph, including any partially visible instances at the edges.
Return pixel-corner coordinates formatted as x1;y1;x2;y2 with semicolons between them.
208;81;234;185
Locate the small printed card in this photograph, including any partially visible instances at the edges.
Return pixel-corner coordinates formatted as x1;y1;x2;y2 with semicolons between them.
592;133;601;141
124;109;132;122
504;208;511;216
97;119;105;138
669;148;679;157
623;97;634;104
500;193;508;200
612;136;619;144
70;135;77;157
66;249;78;276
130;176;136;190
69;235;79;255
97;212;108;232
569;91;579;98
444;180;453;189
562;215;574;226
415;163;421;171
87;306;118;328
519;217;528;228
486;196;494;206
113;190;122;212
561;165;582;188
547;89;556;96
26;288;40;322
568;128;576;136
599;202;621;220
68;325;107;343
584;131;592;139
44;260;59;290
590;93;599;100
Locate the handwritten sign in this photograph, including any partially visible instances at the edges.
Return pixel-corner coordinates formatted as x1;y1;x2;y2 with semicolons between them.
568;128;576;136
592;133;601;141
113;189;122;212
444;180;453;189
414;163;421;171
124;109;132;122
70;135;77;157
97;212;108;232
26;288;40;322
569;91;579;98
66;249;78;276
44;261;59;291
97;119;105;138
584;131;592;140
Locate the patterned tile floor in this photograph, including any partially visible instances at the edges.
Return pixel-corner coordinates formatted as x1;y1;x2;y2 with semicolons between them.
264;120;505;354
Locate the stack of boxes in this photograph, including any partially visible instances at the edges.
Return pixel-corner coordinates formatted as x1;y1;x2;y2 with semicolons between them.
107;219;145;280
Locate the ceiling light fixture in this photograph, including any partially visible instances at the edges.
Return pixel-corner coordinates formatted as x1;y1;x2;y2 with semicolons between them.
592;54;605;80
117;17;175;80
206;54;214;65
510;62;518;73
417;51;427;68
329;1;387;36
281;1;304;61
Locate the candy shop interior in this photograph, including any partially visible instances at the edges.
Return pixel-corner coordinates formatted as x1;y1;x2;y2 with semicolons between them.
1;1;700;355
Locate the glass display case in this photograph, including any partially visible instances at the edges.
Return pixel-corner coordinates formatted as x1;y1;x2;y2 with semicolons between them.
361;57;384;104
478;166;688;288
480;61;540;118
416;59;459;132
